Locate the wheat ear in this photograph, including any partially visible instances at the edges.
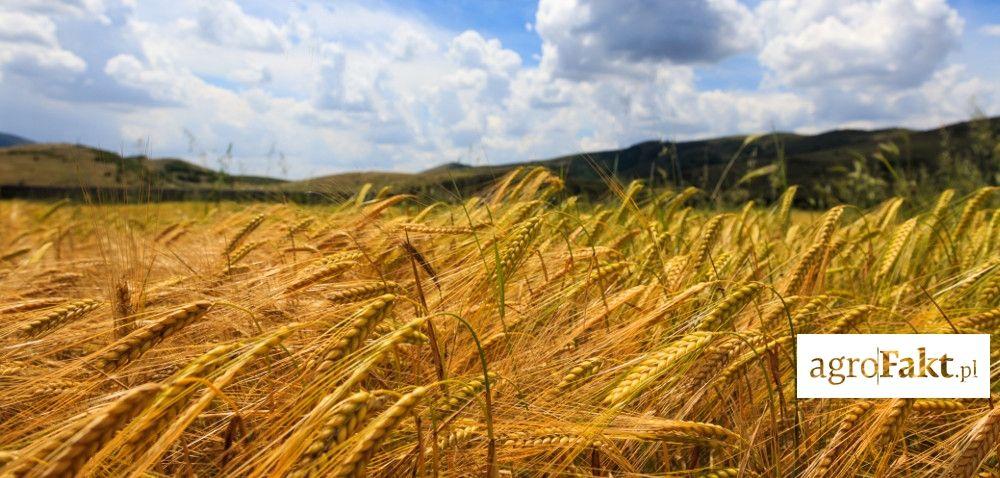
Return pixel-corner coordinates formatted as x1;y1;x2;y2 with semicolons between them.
912;399;966;413
697;283;764;331
948;404;1000;478
955;187;997;239
227;239;266;266
93;301;213;372
331;386;429;478
327;282;402;304
118;343;240;455
812;401;874;476
828;305;874;334
493;217;542;280
398;223;484;235
291;392;377;477
0;297;68;314
429;372;499;419
18;298;101;337
313;295;395;373
697;469;740;478
604;332;714;406
554;357;603;393
955;308;1000;332
285;260;355;293
877;217;918;280
224;213;265;255
37;384;161;477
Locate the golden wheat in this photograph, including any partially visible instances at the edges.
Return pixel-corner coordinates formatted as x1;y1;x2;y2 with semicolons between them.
0;173;995;477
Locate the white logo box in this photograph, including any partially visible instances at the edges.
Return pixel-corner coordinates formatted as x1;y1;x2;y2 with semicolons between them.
796;334;990;398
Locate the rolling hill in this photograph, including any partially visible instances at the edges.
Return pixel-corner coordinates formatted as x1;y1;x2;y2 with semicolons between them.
1;115;996;204
292;116;1000;205
0;142;284;189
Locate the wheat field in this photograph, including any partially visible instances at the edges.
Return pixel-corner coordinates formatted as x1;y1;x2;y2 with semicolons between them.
0;167;998;477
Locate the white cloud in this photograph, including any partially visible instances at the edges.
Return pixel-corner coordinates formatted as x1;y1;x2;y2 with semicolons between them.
981;24;1000;37
0;10;60;45
899;65;999;126
756;0;963;89
192;1;288;52
448;30;521;75
747;0;999;129
4;0;118;20
230;65;272;85
0;0;997;178
0;10;86;77
387;26;437;61
312;43;373;112
102;53;186;103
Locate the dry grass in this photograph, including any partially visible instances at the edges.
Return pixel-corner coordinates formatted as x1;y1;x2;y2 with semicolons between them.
0;166;998;477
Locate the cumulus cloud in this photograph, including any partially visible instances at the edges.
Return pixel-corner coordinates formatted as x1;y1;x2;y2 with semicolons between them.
193;1;288;52
745;0;996;128
535;0;758;79
312;44;372;112
791;64;998;131
448;31;521;75
102;54;173;98
756;0;963;89
387;26;437;60
0;0;997;177
4;0;118;20
0;10;86;78
0;10;62;45
443;30;523;115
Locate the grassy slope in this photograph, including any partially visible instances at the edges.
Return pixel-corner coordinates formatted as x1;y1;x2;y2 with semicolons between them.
1;116;994;198
291;117;998;199
0;143;284;189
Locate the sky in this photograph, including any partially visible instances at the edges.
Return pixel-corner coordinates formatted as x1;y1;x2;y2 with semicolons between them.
1;0;999;179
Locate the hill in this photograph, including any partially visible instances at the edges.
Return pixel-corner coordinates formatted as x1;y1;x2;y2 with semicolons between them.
1;116;996;205
0;143;284;189
294;116;1000;206
0;132;32;148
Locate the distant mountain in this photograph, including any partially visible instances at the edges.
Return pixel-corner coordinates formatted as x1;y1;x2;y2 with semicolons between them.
0;132;32;148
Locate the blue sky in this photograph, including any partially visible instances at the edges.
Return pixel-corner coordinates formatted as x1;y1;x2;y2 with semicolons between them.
390;0;542;63
1;0;999;178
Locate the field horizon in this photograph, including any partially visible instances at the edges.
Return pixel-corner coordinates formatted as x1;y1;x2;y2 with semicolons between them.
2;114;997;208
